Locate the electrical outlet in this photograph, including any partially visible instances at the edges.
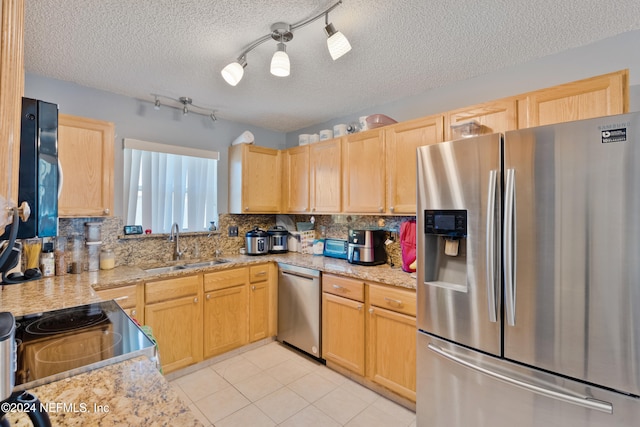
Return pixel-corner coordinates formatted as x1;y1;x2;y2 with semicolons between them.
228;226;238;237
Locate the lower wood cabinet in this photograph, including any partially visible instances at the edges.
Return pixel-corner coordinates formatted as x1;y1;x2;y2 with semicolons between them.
367;284;417;402
322;273;417;402
144;275;203;374
322;274;366;375
203;267;248;358
248;264;271;342
95;283;144;324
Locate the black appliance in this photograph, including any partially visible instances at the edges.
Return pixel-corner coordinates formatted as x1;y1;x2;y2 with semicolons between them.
13;300;156;390
267;226;288;253
347;229;387;266
1;98;59;240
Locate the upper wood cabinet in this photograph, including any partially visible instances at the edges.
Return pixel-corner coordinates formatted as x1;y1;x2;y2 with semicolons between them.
58;114;114;217
385;115;444;214
342;130;385;213
310;138;342;213
516;70;629;128
0;0;24;228
229;144;281;213
445;99;518;140
282;145;309;213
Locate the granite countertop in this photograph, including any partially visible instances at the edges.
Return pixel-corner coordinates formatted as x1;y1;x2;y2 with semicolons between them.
1;254;415;317
5;357;202;427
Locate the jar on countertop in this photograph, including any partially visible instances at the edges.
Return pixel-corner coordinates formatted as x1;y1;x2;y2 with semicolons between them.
100;248;115;270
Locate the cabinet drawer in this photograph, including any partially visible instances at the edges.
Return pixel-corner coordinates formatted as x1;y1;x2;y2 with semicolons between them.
249;264;269;283
146;275;201;304
368;284;416;317
96;284;137;309
323;274;364;302
204;268;247;292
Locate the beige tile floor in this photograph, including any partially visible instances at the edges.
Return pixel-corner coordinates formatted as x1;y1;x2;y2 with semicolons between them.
170;342;416;426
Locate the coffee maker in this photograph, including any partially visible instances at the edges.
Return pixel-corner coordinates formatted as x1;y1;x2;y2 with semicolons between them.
347;229;387;266
0;312;51;427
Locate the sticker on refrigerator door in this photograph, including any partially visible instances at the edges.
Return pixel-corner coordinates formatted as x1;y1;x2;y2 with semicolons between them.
601;128;627;143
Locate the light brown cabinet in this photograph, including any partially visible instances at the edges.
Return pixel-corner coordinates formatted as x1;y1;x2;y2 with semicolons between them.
342;130;385;213
248;264;271;342
310;138;342;213
322;274;366;375
203;268;248;358
517;70;629;128
385;115;444;214
367;284;416;402
229;144;281;213
445;99;518;140
281;145;309;213
58;114;114;217
322;273;417;402
95;283;144;324
0;0;24;228
144;275;203;374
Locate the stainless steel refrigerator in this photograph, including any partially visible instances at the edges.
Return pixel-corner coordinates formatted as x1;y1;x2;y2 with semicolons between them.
416;112;640;426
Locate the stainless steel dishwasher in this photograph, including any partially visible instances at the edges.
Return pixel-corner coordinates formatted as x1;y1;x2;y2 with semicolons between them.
277;263;322;359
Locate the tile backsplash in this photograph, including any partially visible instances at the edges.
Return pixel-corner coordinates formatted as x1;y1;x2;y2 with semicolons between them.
57;213;416;269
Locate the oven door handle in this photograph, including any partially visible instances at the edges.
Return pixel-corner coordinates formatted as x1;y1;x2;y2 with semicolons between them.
427;343;613;414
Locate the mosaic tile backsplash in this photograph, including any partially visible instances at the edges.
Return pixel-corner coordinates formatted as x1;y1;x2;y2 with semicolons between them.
56;213;416;269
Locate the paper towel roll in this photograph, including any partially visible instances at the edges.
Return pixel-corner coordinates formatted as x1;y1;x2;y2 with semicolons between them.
232;131;255;145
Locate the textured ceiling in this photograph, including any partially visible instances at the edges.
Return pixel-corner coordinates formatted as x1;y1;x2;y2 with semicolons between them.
24;0;640;132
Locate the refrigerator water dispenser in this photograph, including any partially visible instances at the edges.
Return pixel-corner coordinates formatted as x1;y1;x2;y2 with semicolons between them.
423;210;468;291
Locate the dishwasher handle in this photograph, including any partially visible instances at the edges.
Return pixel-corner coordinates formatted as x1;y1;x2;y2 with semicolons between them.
281;269;318;281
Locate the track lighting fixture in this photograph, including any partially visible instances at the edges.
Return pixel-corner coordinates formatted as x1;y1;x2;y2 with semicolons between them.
148;94;217;122
221;0;351;86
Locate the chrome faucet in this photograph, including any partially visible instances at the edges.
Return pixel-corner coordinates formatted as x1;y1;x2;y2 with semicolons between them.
169;223;184;260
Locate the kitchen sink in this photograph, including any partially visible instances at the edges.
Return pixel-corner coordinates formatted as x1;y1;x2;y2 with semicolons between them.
144;259;228;274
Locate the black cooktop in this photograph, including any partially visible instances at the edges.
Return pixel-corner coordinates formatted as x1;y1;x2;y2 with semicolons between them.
14;300;156;390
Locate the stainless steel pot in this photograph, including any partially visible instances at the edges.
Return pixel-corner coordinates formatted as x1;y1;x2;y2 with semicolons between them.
268;226;289;254
245;227;269;255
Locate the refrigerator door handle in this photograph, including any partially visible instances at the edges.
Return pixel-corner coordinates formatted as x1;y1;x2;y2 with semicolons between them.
504;168;517;326
485;169;498;323
427;343;613;414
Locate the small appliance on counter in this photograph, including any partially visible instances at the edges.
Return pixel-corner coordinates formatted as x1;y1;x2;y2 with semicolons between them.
347;229;387;266
245;227;269;255
0;311;51;427
323;238;348;259
267;226;288;254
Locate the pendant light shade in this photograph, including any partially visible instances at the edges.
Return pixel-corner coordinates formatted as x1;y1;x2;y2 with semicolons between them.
325;23;351;60
270;43;290;77
221;58;246;86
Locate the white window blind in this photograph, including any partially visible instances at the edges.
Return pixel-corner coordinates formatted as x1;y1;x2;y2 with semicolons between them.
123;139;219;233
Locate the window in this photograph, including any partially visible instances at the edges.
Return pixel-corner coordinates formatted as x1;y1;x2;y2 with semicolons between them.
123;139;218;233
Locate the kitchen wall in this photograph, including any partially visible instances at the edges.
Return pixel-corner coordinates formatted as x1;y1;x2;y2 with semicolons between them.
24;74;287;217
286;29;640;146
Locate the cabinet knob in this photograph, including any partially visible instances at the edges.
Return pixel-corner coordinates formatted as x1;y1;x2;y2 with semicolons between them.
103;208;110;215
311;207;316;212
206;294;211;300
194;297;199;303
357;304;362;311
378;207;383;212
369;308;374;314
390;206;395;212
251;285;256;291
131;309;137;316
244;207;249;211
